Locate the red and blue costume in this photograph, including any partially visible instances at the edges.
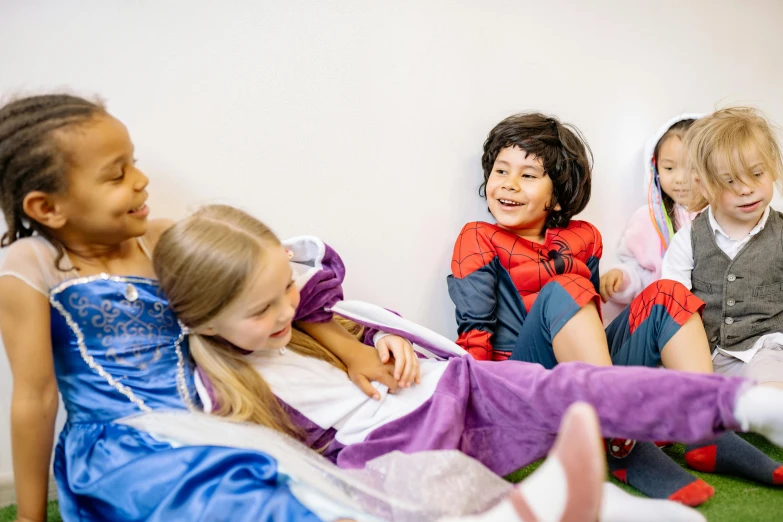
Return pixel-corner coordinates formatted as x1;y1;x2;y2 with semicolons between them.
448;221;705;368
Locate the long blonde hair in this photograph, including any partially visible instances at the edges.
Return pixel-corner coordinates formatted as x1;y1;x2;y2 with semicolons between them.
685;107;783;211
153;204;359;438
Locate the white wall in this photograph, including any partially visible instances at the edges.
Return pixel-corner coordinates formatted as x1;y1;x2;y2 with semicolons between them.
1;0;782;477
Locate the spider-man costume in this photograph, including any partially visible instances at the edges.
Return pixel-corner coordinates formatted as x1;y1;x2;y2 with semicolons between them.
448;221;705;367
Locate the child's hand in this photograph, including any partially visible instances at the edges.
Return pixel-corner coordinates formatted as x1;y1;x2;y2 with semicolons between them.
600;269;624;303
344;342;401;400
376;335;421;388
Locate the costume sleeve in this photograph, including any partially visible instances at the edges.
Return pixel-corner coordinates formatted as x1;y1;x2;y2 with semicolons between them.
447;223;499;360
361;311;400;348
0;237;64;295
583;222;603;294
288;237;346;324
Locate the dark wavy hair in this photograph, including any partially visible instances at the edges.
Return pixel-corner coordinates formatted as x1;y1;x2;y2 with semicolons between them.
480;112;593;230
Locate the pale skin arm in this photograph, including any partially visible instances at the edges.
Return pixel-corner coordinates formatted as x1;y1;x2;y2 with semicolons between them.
0;278;59;522
296;319;420;400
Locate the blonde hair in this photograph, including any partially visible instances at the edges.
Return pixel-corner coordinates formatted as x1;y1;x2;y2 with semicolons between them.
153;204;358;438
685;107;783;211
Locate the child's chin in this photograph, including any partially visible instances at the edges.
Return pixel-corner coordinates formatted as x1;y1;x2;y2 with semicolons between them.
268;332;292;348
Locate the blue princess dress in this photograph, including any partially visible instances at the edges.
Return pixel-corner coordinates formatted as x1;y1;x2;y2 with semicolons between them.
0;236;511;522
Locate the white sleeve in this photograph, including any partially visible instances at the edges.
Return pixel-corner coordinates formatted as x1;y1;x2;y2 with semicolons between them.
661;225;694;289
0;238;60;296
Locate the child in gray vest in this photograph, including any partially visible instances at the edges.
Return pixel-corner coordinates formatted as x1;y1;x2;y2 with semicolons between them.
662;106;783;485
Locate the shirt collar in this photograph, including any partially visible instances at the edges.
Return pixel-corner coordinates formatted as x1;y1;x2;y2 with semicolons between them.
707;205;770;240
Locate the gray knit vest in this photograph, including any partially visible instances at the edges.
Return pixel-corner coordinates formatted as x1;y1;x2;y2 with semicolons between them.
690;210;783;352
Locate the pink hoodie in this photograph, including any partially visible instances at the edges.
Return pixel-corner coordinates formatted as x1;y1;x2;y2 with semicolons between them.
607;114;701;305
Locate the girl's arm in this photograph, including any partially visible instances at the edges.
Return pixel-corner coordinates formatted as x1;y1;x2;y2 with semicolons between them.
601;207;658;304
296;319;399;399
0;278;59;522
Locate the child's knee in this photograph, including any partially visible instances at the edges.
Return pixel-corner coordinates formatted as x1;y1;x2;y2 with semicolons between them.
632;280;704;318
541;274;599;307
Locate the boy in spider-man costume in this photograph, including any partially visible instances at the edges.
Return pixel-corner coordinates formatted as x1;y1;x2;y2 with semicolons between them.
448;113;783;506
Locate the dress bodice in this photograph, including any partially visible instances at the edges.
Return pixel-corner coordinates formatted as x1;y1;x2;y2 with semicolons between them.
49;274;198;423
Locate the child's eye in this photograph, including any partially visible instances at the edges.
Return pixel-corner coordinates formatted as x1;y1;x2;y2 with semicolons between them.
252;306;269;318
495;169;507;175
725;179;734;184
286;280;295;291
522;174;537;179
754;171;763;178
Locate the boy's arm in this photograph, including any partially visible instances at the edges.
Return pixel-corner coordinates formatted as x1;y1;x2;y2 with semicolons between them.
0;277;59;522
584;222;603;294
448;223;500;360
661;225;695;289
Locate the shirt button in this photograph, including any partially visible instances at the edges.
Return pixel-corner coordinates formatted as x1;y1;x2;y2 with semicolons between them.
725;317;734;325
727;274;736;282
727;299;736;306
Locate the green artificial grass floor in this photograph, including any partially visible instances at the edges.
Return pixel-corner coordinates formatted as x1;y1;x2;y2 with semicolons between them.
506;433;783;522
1;434;781;521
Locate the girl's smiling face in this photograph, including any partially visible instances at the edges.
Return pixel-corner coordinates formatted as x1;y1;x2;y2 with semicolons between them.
204;245;300;351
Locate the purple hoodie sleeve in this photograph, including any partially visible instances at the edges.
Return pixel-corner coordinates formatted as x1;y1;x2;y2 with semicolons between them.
293;242;346;324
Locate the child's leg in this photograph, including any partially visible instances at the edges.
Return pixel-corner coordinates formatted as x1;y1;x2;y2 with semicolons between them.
603;281;716;502
607;283;783;486
553;301;612;366
744;343;783;389
508;274;611;368
684;346;783;485
714;348;783;389
443;403;703;522
605;280;712;372
507;278;711;503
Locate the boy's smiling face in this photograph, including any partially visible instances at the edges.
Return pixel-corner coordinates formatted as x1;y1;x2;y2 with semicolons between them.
485;146;559;241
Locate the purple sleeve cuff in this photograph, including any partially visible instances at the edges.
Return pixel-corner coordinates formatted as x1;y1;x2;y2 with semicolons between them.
361;309;401;346
294;242;346;323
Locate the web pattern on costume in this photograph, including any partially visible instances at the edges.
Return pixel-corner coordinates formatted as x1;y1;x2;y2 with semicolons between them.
451;221;601;305
627;279;704;333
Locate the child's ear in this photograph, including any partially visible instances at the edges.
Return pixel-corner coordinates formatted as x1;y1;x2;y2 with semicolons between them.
22;191;67;230
194;325;218;336
553;201;562;212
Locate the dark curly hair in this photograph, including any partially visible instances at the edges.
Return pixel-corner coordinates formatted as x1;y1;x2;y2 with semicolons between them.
480;112;593;230
0;94;105;263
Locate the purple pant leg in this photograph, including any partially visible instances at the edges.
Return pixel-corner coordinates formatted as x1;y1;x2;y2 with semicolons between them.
337;357;749;476
464;359;748;474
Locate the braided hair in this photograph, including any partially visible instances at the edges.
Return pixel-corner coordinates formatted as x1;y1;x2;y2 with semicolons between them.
0;94;105;261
